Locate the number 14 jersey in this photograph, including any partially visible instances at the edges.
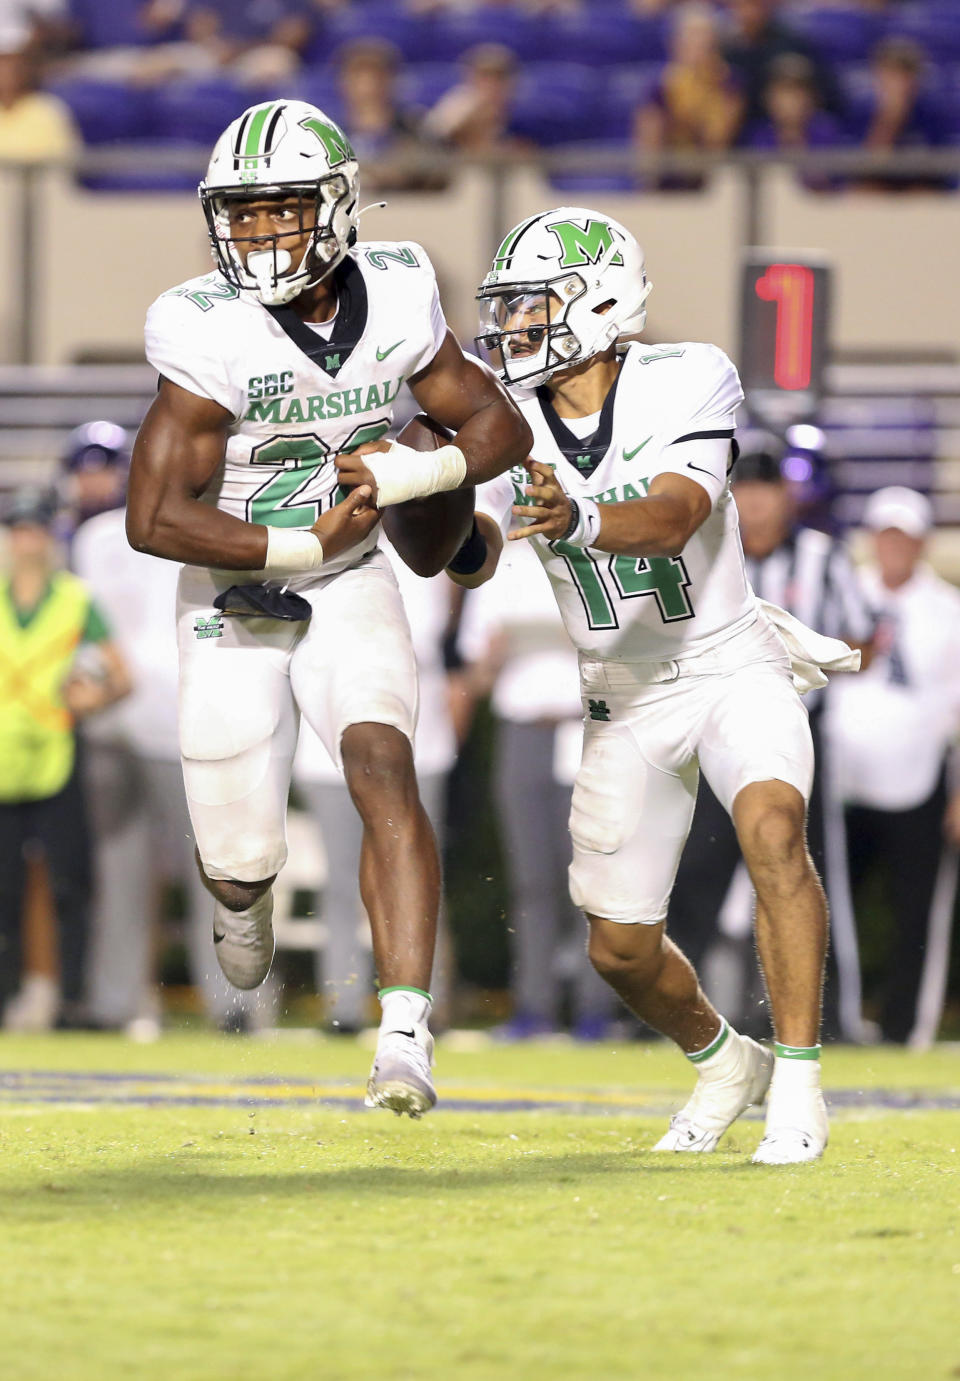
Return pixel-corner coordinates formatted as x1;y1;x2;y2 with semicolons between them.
475;341;756;662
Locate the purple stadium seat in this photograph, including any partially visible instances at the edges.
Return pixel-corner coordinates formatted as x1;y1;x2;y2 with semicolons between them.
885;7;960;63
539;11;667;67
396;63;460;112
68;0;160;49
305;6;425;64
292;68;342;119
546;144;635;195
596;63;666;140
148;82;256;147
45;79;151;143
417;8;541;63
510;64;602;147
786;8;884;63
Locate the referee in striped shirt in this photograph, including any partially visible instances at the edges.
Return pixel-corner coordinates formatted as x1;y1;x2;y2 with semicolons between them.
667;438;875;1043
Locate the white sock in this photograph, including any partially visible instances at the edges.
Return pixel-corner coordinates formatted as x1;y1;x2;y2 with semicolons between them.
687;1017;741;1078
770;1053;822;1094
378;987;432;1035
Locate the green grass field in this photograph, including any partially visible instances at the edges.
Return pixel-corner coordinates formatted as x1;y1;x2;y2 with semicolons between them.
1;1033;958;1381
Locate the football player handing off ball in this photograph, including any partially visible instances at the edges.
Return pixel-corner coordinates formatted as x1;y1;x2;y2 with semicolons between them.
127;101;530;1116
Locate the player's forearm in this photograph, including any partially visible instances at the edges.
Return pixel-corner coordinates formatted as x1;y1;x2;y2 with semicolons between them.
451;398;532;486
126;490;268;569
592;497;700;559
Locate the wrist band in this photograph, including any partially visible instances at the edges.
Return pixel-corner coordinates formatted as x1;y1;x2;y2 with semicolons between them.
561;495;601;548
447;518;488;575
367;440;468;507
262;526;324;576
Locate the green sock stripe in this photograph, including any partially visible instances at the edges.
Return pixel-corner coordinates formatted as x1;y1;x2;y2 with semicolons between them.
378;986;432;1002
774;1042;821;1061
688;1019;730;1064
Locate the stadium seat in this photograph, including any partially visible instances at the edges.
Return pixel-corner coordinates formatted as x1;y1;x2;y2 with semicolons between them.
547;167;636;196
786;8;884;63
538;11;668;67
68;0;161;49
885;7;960;62
595;63;666;141
510;64;603;147
45;79;151;144
292;68;343;121
418;8;541;63
305;6;425;64
396;63;460;113
148;81;257;147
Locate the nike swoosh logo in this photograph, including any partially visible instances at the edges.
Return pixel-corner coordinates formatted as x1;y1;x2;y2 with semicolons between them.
623;437;652;460
376;339;404;361
393;1029;416;1039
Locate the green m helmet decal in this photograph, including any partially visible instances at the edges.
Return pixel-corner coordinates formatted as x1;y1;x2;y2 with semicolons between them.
546;218;624;270
298;115;355;169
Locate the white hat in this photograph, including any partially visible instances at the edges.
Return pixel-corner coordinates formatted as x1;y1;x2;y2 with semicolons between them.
862;486;933;538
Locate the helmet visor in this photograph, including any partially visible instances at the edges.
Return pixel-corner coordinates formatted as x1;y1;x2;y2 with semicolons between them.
475;278;584;386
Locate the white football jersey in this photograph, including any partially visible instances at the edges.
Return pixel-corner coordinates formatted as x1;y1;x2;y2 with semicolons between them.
145;240;447;584
475;341;755;661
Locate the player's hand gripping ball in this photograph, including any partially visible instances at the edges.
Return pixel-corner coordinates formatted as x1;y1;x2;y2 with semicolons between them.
379;414;476;576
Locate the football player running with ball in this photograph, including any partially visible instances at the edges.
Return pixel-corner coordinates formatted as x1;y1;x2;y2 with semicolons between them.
455;208;858;1163
127;101;530;1116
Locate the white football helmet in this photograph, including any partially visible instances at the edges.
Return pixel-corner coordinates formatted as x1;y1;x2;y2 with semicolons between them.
199;100;360;306
476;206;653;388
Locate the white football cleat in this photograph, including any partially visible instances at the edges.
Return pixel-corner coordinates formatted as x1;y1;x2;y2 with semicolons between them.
653;1035;773;1153
212;893;275;990
365;1023;436;1118
752;1088;829;1165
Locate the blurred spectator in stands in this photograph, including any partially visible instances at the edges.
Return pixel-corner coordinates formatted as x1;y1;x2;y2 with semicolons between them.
182;0;313;83
335;39;445;192
423;43;531;157
723;0;839;137
855;37;950;192
294;543;460;1033
66;427;262;1035
743;54;847;190
0;25;78;162
669;439;874;1044
131;0;313;86
634;5;741;188
828;488;960;1048
0;485;129;1029
458;539;613;1041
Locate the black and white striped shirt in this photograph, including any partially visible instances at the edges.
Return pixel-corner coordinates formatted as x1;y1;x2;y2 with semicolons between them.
747;527;875;709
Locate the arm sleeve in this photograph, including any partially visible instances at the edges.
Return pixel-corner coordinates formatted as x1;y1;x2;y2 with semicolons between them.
474;472;516;540
144;295;238;416
659;346;744;506
82;599;111;644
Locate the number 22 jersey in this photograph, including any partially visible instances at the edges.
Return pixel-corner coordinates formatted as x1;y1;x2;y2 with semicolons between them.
144;240;447;584
475;341;756;662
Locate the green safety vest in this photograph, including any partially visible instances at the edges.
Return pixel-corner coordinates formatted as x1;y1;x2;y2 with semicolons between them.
0;572;92;802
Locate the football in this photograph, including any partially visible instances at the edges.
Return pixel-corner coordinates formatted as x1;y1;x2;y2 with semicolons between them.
380;413;476;576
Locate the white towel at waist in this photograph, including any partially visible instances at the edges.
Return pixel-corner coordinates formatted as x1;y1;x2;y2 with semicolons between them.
756;598;861;695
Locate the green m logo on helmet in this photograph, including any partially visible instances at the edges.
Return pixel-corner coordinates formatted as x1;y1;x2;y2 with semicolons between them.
547;219;624;270
298;115;355;169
